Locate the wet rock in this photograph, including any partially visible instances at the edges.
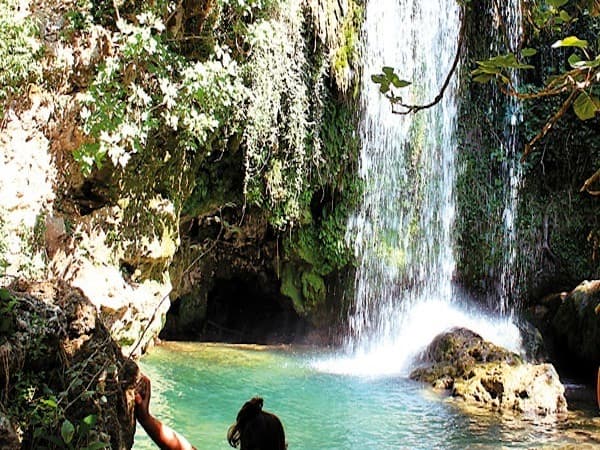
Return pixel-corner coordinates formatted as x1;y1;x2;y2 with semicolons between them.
528;280;600;374
411;327;567;417
0;280;138;449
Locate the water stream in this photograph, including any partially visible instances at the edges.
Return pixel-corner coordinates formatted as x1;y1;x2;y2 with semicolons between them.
343;0;522;373
496;0;524;314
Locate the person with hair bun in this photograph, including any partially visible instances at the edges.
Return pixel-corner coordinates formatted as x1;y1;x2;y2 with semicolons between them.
227;397;286;450
134;374;286;450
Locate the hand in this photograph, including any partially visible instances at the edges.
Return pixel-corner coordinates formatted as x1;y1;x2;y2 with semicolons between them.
135;373;151;422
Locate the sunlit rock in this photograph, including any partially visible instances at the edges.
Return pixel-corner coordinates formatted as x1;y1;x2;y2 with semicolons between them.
0;280;138;449
410;327;567;417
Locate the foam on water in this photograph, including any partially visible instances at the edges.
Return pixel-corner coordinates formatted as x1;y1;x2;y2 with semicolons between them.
316;298;522;377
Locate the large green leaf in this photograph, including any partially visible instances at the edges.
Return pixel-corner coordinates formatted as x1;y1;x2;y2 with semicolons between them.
552;36;589;49
521;48;538;57
573;92;600;120
61;419;75;444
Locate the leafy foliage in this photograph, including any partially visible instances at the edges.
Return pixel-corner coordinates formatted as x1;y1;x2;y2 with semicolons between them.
0;0;43;116
472;0;600;161
371;67;411;93
280;95;361;313
242;0;323;229
76;12;247;176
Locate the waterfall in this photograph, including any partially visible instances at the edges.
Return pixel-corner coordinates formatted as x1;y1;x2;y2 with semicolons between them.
322;0;523;376
497;0;524;314
345;0;460;353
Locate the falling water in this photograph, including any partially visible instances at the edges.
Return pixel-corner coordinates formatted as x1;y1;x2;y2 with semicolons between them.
333;0;523;376
497;0;524;314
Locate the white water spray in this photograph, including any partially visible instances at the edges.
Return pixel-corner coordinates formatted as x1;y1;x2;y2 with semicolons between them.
318;0;524;377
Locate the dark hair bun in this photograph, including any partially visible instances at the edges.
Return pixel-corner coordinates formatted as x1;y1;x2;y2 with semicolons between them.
237;397;264;423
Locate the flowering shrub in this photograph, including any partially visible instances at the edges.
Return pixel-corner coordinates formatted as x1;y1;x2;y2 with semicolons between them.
76;12;247;175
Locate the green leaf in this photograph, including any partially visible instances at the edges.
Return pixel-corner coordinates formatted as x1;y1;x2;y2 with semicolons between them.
390;75;411;88
559;10;572;22
40;397;58;408
573;92;600;120
552;36;588;49
61;419;75;444
82;415;97;427
0;288;12;301
521;48;537;57
371;74;385;84
472;66;500;75
382;66;395;77
568;53;582;68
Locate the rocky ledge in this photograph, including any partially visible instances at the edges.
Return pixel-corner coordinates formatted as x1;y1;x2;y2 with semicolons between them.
410;327;567;418
0;280;138;449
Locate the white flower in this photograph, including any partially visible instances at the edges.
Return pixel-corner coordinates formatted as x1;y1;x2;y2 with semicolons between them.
118;151;131;168
80;106;91;120
159;77;178;109
129;83;152;106
108;144;124;166
163;111;179;130
99;130;115;144
120;121;137;139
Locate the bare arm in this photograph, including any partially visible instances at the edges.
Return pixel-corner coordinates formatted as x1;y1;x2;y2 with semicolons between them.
135;374;197;450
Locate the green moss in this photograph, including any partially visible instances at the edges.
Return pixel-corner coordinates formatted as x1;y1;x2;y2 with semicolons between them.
278;94;361;316
331;0;363;93
301;269;326;307
280;262;305;314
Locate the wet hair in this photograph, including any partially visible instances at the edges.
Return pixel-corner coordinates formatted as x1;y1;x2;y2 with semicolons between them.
227;397;286;450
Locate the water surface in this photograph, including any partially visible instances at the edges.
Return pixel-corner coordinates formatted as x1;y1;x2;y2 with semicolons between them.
133;342;600;450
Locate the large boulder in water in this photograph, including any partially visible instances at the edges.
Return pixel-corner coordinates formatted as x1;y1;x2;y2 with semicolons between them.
0;280;139;449
410;328;567;417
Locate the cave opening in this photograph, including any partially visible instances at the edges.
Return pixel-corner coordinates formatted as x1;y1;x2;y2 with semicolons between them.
202;275;308;344
161;273;309;344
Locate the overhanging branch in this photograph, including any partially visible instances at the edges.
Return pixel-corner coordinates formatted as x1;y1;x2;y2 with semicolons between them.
387;8;465;115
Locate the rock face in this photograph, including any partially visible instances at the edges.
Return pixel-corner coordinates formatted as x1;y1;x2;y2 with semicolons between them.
528;280;600;375
0;280;138;449
410;328;567;417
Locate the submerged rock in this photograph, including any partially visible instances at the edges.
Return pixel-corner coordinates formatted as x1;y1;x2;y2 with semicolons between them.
410;327;567;417
0;280;138;449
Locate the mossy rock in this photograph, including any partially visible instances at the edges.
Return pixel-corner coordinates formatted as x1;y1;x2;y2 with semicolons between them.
410;327;522;384
550;280;600;367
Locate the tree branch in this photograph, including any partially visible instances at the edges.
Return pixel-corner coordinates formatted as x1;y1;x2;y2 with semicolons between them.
581;167;600;196
388;8;465;115
522;88;578;160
